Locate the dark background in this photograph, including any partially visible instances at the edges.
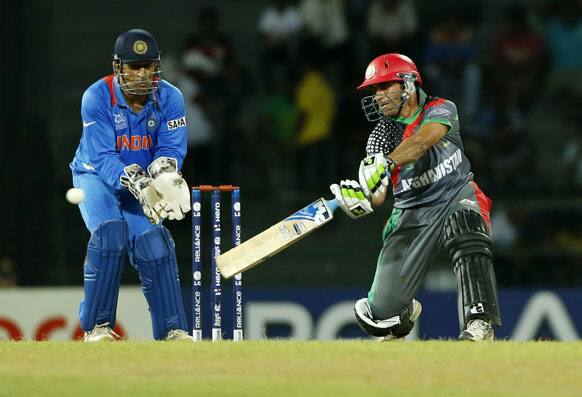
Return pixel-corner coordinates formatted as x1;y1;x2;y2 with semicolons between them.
1;0;581;290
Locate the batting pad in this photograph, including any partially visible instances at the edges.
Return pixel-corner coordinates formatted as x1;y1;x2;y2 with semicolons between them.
80;220;128;331
133;227;187;340
444;209;501;328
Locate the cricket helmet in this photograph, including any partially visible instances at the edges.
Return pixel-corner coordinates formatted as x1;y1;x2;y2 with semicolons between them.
357;53;422;90
112;29;161;95
113;28;160;63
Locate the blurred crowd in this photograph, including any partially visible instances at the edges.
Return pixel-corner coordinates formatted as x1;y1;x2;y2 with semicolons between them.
2;0;580;288
162;0;581;195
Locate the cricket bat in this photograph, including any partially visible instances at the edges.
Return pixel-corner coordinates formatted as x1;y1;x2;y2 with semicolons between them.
216;198;339;279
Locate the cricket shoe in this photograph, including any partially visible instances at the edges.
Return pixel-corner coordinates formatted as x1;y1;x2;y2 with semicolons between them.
84;323;120;342
165;329;192;341
459;319;494;341
380;299;422;342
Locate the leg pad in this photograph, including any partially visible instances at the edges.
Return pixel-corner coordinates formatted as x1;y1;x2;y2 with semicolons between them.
134;227;187;340
445;210;501;328
80;220;127;331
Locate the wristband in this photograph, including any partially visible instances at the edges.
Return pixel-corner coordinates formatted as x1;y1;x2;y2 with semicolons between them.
386;157;397;172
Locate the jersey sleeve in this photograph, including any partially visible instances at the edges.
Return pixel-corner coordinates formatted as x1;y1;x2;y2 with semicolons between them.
365;119;405;155
423;100;458;130
156;87;187;170
82;90;126;189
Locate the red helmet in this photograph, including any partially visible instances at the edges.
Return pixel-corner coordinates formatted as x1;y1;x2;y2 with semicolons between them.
357;53;422;90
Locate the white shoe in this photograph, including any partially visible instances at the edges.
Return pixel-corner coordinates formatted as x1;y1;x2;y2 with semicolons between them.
84;323;120;342
165;329;191;341
380;299;422;341
459;319;494;341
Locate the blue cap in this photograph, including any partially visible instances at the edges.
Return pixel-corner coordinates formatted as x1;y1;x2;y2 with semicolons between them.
113;29;160;63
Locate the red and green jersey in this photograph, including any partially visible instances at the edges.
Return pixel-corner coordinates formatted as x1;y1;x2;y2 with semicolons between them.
365;89;472;208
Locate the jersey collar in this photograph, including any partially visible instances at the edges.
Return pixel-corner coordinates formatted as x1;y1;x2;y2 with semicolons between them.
390;88;427;125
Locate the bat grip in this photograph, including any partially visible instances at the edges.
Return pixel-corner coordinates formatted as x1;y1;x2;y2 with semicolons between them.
326;198;339;212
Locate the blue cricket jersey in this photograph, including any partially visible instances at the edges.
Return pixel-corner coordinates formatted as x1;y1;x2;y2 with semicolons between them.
71;75;187;189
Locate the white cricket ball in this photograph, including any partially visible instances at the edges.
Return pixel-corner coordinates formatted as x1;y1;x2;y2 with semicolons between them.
66;188;85;204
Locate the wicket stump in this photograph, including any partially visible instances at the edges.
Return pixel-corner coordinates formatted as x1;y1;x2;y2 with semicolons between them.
191;185;243;341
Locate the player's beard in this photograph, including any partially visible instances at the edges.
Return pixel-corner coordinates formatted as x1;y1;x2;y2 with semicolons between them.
375;92;406;118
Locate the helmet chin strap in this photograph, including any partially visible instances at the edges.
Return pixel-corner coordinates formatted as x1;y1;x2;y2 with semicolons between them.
118;73;131;92
394;77;416;117
395;95;407;117
380;88;408;118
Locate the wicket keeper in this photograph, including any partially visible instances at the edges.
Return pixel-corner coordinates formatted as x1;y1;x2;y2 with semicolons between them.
330;53;501;341
70;29;191;341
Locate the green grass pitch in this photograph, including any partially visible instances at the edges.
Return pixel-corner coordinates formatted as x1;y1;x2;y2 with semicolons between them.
1;340;581;397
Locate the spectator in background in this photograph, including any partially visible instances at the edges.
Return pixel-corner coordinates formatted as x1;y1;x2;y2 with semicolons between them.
367;0;418;57
294;52;337;191
178;38;220;185
517;0;582;194
544;0;582;104
299;0;350;90
252;75;299;191
258;0;303;90
219;50;256;187
491;5;545;123
491;206;518;254
0;257;17;288
488;121;538;197
178;6;249;185
195;6;232;60
423;17;481;123
188;6;236;100
559;128;582;194
345;0;374;78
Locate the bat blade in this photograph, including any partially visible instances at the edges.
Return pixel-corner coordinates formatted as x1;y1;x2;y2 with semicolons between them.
216;198;338;279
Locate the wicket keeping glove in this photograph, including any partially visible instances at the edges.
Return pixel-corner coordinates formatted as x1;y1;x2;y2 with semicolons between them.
147;157;191;221
330;180;373;219
120;164;165;224
358;153;392;201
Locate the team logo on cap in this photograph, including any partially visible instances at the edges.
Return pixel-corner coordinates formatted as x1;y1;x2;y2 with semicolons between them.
133;40;148;55
365;64;376;80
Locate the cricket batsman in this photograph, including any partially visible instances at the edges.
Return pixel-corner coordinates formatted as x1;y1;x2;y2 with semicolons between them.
330;53;501;341
70;29;192;341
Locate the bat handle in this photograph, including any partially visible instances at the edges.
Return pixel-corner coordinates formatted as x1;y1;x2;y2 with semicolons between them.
326;198;339;212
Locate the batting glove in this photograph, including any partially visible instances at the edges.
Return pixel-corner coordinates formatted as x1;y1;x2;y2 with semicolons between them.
147;157;191;221
330;180;373;219
358;153;391;201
